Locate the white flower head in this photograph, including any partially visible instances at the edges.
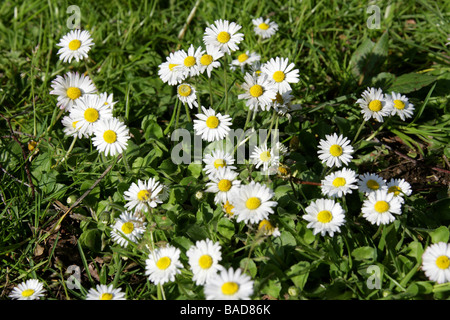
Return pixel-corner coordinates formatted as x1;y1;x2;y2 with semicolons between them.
203;149;236;178
193;106;232;142
56;29;94;63
176;83;198;109
361;189;403;226
250;143;280;172
98;92;118;110
204;267;254;300
186;239;224;286
321;168;359;198
92;117;130;157
356;87;393;122
357;172;388;195
258;219;281;237
238;72;277;111
205;166;241;204
85;284;126;300
61;114;86;138
317;133;354;168
9;279;46;300
230;51;261;73
203;19;244;54
261;57;299;94
49;71;97;112
158;50;187;85
110;211;147;248
387;92;415;121
172;44;203;78
198;45;224;78
229;181;278;224
421;242;450;284
303;198;346;237
123;178;164;212
252;17;278;39
145;245;183;285
386;178;412;203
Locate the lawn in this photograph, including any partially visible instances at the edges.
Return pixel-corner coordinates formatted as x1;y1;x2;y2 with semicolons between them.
0;0;449;301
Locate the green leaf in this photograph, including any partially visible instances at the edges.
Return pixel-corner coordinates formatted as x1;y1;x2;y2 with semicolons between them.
286;261;310;290
217;217;235;240
79;229;102;253
429;226;450;244
187;163;202;179
351;246;376;261
240;258;257;278
388;72;437;94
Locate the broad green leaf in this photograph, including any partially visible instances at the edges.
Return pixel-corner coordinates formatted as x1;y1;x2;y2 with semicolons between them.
217;217;235;240
388;72;437;94
351;246;376;261
429;226;450;244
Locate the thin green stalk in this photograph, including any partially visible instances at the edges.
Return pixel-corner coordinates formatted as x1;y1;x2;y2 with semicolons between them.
184;102;192;122
352;120;366;144
164;99;179;135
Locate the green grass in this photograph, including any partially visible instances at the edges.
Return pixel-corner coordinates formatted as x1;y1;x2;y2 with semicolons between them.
0;0;449;300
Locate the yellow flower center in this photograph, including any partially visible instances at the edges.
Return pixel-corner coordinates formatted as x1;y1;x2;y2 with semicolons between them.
72;120;79;129
272;92;284;104
436;255;450;270
329;144;343;157
368;99;382;112
238;53;249;63
388;185;402;196
121;222;134;234
213;159;226;169
84;108;99;123
258;23;270;30
221;281;239;295
184;56;196;67
273;71;286;83
217;31;231;43
168;63;178;71
317;210;333;223
178;84;192;97
200;54;213;66
156;256;171;270
259;151;271;162
137;189;151;201
258;219;275;234
393;99;405;110
249;84;263;97
278;166;288;176
100;293;113;300
198;254;213;269
21;289;35;297
205;115;219;129
374;200;389;213
223;200;234;216
366;179;379;190
66;87;81;100
218;179;232;192
245;197;261;210
68;39;81;51
103;130;117;144
332;177;346;187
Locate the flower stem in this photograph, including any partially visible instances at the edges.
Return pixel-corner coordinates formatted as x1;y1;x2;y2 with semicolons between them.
352;120;366;144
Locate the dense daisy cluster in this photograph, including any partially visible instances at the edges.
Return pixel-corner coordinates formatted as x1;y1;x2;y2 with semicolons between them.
50;29;130;157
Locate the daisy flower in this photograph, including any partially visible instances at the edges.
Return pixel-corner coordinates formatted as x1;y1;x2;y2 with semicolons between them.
69;94;113;136
198;45;224;78
222;200;235;218
317;133;354;168
176;83;198;109
356;87;393;122
386;92;415;121
238;72;277;111
56;29;94;63
421;242;450;284
61;114;86;138
92;117;130;157
203;19;244;54
229;181;278;225
357;172;387;194
110;211;147;248
361;189;403;226
205;166;241;204
123;178;164;212
303;198;346;237
98;92;117;110
145;245;183;285
204;267;254;300
158;50;186;85
230;51;261;73
193;106;232;142
49;71;97;111
85;284;126;300
387;178;412;203
203;149;236;178
250;143;280;172
258;219;281;237
186;239;224;285
252;17;278;39
172;44;203;78
261;57;299;94
9;279;45;300
321;168;359;198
